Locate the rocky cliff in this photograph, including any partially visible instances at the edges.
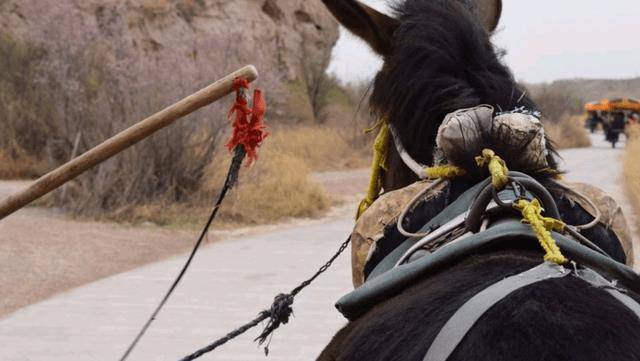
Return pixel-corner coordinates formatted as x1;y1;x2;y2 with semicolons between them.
0;0;339;129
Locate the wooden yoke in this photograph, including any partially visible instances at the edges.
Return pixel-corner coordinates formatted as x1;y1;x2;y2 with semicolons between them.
0;65;259;221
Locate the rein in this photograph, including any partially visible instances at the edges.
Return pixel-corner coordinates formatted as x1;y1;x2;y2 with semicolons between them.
179;236;352;360
119;78;268;361
120;79;354;360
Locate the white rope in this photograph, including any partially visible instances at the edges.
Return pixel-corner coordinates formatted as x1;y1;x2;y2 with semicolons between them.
388;124;429;179
550;180;602;230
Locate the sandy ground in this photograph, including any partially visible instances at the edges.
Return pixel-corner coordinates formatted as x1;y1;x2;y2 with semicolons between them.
0;132;637;361
0;192;198;318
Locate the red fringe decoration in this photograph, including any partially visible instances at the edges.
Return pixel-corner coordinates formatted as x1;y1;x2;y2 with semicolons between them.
226;77;268;165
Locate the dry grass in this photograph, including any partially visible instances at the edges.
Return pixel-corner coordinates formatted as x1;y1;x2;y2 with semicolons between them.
101;125;369;226
544;115;591;149
267;126;369;170
216;151;330;224
624;125;640;213
202;126;369;225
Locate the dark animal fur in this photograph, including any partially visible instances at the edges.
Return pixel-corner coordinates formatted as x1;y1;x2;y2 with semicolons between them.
318;0;640;360
370;0;555;191
320;177;636;361
319;250;640;361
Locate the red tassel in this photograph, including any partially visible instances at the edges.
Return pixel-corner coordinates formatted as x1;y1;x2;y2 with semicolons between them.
226;77;268;165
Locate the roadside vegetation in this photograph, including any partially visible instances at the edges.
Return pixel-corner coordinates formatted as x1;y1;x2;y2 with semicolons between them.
624;125;640;217
530;84;591;149
544;115;592;149
0;31;594;226
0;31;372;226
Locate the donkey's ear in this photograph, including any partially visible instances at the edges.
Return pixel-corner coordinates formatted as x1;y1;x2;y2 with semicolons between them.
475;0;502;32
321;0;398;55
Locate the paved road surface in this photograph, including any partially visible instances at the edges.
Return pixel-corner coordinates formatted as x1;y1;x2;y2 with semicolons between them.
0;220;355;361
0;133;637;360
559;134;639;266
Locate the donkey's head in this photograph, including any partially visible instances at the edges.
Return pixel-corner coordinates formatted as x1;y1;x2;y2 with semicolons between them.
323;0;552;190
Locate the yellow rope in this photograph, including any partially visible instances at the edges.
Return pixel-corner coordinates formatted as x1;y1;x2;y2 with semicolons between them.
514;199;568;264
356;121;389;219
356;130;569;264
475;149;509;190
425;165;466;179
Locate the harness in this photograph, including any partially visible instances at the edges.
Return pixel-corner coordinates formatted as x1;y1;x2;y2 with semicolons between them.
336;106;640;361
339;172;640;306
424;262;640;361
338;172;640;359
339;108;640;359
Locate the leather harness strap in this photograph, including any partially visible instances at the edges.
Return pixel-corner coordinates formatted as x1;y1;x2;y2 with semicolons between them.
336;221;640;321
423;262;570;361
423;263;640;361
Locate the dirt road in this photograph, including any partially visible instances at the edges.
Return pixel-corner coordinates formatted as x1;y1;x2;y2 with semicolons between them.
0;133;637;360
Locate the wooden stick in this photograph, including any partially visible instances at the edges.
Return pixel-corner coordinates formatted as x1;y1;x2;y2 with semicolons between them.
0;65;259;221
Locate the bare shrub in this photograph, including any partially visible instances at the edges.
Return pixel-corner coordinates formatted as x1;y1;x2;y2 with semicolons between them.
0;32;54;174
138;0;171;19
282;79;317;123
0;31;272;217
0;11;351;226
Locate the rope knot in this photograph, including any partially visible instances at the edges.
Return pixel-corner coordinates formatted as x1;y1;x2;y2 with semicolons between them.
514;199;568;264
255;293;294;354
475;149;509;190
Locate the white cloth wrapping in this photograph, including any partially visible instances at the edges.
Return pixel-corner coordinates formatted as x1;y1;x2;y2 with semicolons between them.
436;105;549;172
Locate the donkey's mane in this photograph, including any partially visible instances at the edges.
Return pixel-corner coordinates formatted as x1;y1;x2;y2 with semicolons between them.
370;0;554;179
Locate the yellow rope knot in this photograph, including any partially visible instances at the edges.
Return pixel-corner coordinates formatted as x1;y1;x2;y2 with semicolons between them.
514;199;568;264
356;121;390;219
475;149;509;190
424;165;467;179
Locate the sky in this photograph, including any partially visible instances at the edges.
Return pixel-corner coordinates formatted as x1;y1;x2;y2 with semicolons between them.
327;0;640;84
